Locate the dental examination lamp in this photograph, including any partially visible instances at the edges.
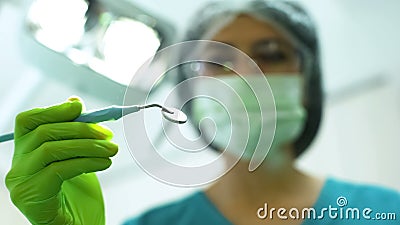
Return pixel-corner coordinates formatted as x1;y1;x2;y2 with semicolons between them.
20;0;175;104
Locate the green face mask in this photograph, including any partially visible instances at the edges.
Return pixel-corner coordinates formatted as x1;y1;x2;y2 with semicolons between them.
192;74;307;164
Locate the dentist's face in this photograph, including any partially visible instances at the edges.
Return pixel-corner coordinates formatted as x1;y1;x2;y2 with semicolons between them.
201;14;301;76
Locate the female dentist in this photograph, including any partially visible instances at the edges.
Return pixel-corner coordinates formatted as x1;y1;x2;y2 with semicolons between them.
6;1;400;225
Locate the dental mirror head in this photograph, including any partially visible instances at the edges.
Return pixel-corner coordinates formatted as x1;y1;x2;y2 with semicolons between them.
162;107;187;124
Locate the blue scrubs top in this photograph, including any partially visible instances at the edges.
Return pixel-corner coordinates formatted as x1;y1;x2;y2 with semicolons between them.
123;177;400;225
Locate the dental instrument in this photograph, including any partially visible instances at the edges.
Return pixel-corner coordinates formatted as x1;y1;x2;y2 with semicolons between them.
0;103;187;143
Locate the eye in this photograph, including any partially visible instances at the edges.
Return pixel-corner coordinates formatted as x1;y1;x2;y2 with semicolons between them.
208;54;235;65
255;51;288;63
252;40;294;64
202;62;233;74
199;52;236;74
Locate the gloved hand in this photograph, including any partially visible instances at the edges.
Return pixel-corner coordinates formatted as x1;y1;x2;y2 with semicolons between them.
5;98;118;225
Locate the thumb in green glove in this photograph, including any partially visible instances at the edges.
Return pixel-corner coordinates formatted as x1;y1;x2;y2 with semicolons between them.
6;98;118;225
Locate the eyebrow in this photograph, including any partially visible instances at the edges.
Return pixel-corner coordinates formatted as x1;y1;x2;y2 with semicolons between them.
254;38;289;46
202;42;237;51
199;43;238;57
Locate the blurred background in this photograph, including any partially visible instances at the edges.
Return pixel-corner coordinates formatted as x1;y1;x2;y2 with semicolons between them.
0;0;399;224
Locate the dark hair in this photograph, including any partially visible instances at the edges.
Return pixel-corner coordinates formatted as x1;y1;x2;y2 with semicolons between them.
178;0;323;157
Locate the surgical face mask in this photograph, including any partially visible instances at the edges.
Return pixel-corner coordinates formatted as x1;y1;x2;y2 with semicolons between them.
192;74;307;163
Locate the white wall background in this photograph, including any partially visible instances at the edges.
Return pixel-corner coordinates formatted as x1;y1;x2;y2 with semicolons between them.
0;0;399;224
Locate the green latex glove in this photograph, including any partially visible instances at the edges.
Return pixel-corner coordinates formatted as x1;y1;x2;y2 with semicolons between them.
5;98;118;225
